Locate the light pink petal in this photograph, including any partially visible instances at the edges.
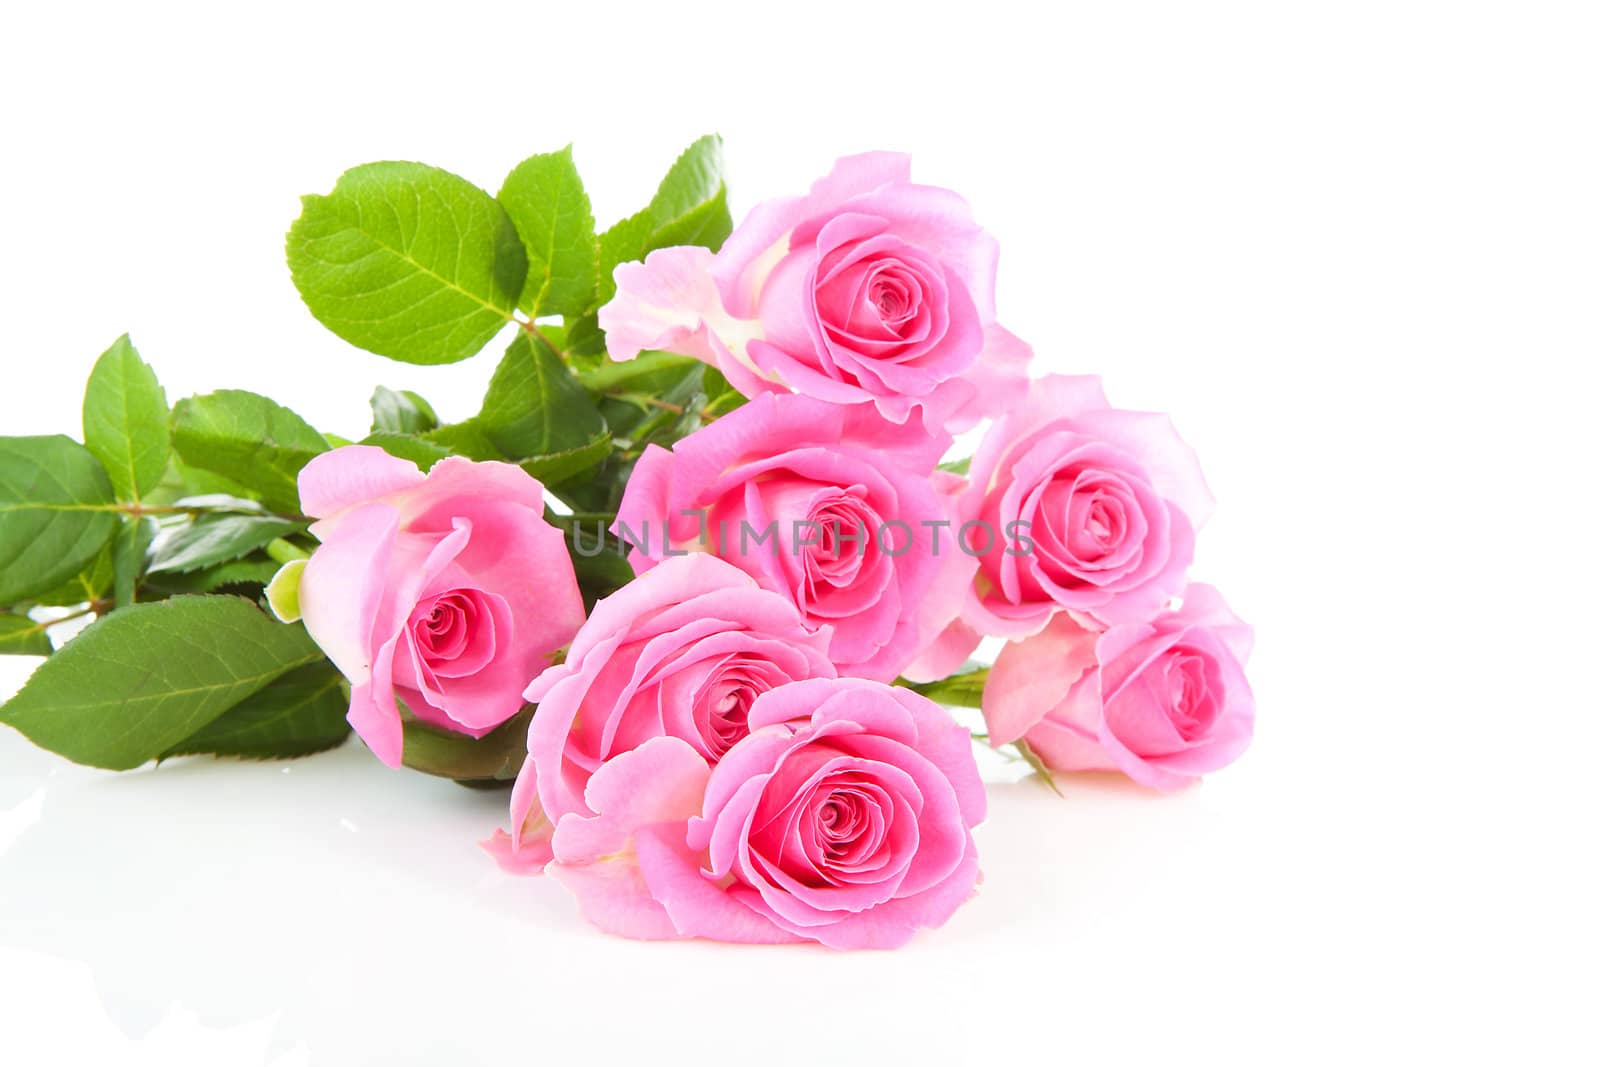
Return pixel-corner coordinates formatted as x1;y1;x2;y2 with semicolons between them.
808;152;913;205
297;445;425;520
886;686;987;829
634;825;802;944
404;461;586;673
1094;721;1199;792
547;855;686;941
346;637;402;767
712;152;913;319
1175;583;1255;663
984;614;1102;746
549;737;711;865
961;376;1110;505
899;618;983;684
734;838;980;950
711;198;809;319
599;245;726;363
1024;713;1119;774
1073;408;1215;529
524;633;628;823
480;827;551;875
937;325;1033;434
959;583;1057;642
538;739;713;941
299;501;399;683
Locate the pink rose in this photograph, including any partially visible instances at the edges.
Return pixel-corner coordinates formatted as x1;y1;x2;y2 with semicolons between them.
296;446;584;767
599;152;1029;432
614;392;970;681
500;554;835;865
984;584;1254;791
914;376;1212;677
543;678;985;948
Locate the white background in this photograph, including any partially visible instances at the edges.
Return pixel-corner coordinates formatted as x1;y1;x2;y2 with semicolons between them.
2;1;1596;1064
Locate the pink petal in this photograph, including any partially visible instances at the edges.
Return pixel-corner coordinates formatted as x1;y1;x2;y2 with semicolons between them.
634;825;801;944
984;614;1102;747
346;644;402;767
938;325;1033;434
1175;583;1255;663
297;445;425;520
299;501;399;683
549;737;711;865
599;245;727;363
899;618;983;684
547;856;686;941
480;827;551;875
1073;408;1215;530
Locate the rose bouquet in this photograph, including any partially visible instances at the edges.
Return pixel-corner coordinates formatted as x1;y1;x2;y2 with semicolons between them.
0;137;1253;948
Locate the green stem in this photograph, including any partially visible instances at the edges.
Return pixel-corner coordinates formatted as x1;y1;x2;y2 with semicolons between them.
547;511;619;526
266;538;311;565
1;604;100;638
608;393;685;415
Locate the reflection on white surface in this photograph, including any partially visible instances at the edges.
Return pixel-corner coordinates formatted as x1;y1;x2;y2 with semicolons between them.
0;667;1230;1065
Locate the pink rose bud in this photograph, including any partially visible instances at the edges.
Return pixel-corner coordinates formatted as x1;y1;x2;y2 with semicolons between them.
919;375;1214;674
984;584;1255;791
295;446;584;768
599;153;1029;433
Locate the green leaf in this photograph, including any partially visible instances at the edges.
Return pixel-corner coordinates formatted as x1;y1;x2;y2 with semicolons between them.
477;334;605;458
600;360;709;445
518;434;613;486
596;135;732;305
938;456;972;477
421;419;501;461
170;391;329;514
30;541;116;607
359;431;451;470
596;209;655;307
498;146;598;318
81;334;170;503
0;436;119;605
557;315;608;361
702;371;748;420
145;456;260;506
651;184;731;250
568;543;637;606
576;349;701;394
287;161;527;365
146;513;302;575
162;661;350;760
0;614;52;656
0;596;324;770
900;667;989;710
112;516;156;608
369;386;439;435
142;558;281;596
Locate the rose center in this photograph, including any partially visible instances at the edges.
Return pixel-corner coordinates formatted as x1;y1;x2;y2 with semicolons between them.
1164;649;1218;740
1067;489;1128;560
869;276;912;323
404;587;504;680
708;684;754;752
415;593;475;660
807;780;890;873
805;496;874;586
